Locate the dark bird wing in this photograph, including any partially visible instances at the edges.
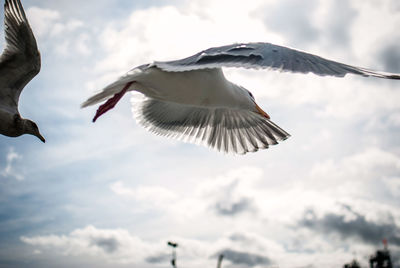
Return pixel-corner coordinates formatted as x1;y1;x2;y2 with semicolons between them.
154;42;400;79
0;0;40;110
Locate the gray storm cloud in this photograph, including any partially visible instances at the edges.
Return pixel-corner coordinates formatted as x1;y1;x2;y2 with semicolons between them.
261;0;319;47
145;253;170;264
298;205;400;246
380;44;400;73
90;237;120;253
214;248;271;267
214;197;254;216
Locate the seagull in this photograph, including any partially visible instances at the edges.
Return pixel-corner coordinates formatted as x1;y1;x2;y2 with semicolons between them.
0;0;44;142
82;42;399;154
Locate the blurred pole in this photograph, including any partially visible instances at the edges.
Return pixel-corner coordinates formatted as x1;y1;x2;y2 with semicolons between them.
217;254;224;268
168;241;178;268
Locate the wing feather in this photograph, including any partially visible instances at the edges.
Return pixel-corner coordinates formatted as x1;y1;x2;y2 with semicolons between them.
0;0;40;107
132;96;290;154
154;42;400;80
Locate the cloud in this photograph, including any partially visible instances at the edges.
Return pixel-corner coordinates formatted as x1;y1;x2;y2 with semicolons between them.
1;147;23;181
322;0;358;48
379;44;400;73
390;0;400;11
259;0;357;50
214;248;271;267
20;225;281;268
298;205;400;246
211;178;256;216
110;181;178;209
27;7;83;38
145;253;170;264
215;197;254;216
86;0;400;126
75;33;92;56
26;6;90;57
49;19;84;37
89;1;279;91
260;0;320;47
110;167;260;219
26;7;61;37
6;1;400;268
308;148;400;203
20;225;159;264
90;237;120;254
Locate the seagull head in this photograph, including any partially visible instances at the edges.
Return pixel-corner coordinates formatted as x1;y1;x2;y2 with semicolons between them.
240;86;270;120
24;119;45;143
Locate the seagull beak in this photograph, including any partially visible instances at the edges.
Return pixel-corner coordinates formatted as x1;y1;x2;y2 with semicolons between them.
254;102;270;120
36;132;46;143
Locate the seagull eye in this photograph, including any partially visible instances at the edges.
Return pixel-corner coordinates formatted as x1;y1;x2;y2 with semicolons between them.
248;92;254;99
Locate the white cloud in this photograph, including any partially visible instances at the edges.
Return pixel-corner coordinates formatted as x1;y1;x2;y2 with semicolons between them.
26;6;90;57
21;225;158;265
19;223;365;268
20;224;286;268
8;1;400;268
109;154;400;222
50;19;84;37
309;148;400;197
89;2;280;91
75;33;92;56
21;159;400;267
1;147;23;180
388;113;400;127
27;7;84;38
110;167;262;219
87;0;400;124
110;181;178;209
26;7;61;37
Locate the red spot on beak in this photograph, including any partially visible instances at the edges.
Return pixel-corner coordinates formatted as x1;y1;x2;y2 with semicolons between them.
92;82;133;122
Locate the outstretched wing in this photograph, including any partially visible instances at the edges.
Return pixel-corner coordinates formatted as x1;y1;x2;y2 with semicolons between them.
132;96;290;154
154;42;400;79
0;0;41;109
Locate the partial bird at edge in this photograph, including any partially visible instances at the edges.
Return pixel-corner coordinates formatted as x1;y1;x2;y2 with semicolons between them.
0;0;44;143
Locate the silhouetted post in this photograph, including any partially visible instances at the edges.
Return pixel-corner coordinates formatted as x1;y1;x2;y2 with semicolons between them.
343;260;361;268
168;241;178;268
217;254;224;268
369;239;392;268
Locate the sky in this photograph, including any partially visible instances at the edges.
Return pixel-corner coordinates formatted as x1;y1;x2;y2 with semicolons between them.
0;0;400;267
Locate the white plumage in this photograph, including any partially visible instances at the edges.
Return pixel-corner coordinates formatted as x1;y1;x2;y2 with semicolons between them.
82;42;400;154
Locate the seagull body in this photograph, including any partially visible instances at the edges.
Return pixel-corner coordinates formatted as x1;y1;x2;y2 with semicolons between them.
131;67;251;110
0;0;44;142
82;43;400;154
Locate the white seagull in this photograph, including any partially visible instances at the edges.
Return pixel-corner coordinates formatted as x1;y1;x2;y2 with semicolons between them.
0;0;44;142
82;42;399;154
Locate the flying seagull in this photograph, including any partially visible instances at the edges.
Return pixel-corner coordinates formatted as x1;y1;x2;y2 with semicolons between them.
0;0;44;142
82;42;399;154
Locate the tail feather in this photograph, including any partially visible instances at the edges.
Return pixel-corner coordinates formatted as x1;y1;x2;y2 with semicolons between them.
81;67;144;108
81;80;133;108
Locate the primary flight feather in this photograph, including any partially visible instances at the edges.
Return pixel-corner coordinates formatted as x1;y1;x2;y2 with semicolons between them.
82;42;399;154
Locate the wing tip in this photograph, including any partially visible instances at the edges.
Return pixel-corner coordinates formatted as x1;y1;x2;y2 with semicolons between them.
4;0;28;26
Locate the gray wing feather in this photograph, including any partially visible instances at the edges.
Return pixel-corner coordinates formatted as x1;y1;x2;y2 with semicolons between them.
0;0;41;108
132;96;290;154
154;42;400;80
